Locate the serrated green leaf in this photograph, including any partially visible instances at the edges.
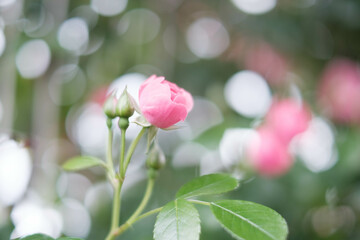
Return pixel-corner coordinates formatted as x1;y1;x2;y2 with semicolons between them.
176;174;239;199
62;156;106;171
154;199;200;240
210;200;288;240
18;234;54;240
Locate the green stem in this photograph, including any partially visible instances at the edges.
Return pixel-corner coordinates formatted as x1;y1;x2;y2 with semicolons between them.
111;177;155;237
106;127;117;188
106;128;115;175
112;181;122;229
134;206;162;222
121;127;147;177
119;128;126;175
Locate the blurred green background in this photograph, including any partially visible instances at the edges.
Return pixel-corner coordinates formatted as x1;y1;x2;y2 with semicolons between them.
0;0;360;239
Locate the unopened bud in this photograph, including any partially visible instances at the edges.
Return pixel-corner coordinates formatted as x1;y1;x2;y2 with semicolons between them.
146;143;166;170
116;88;135;119
103;95;118;119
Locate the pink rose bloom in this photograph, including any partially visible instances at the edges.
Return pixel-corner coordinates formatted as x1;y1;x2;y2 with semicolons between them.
265;99;311;144
247;127;293;177
139;75;194;128
318;58;360;124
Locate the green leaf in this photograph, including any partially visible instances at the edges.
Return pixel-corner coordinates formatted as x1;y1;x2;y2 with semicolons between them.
154;199;200;240
210;200;288;240
18;234;54;240
62;156;106;171
176;174;239;199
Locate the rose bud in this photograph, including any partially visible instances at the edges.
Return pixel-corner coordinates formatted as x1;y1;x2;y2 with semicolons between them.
146;143;166;171
103;94;118;119
265;99;311;144
116;87;135;119
247;127;293;177
139;75;194;129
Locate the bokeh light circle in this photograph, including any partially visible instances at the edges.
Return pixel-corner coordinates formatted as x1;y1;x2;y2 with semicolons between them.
0;138;32;206
0;0;16;7
294;117;337;172
91;0;127;17
16;39;51;79
117;9;161;45
219;128;257;168
186;17;230;59
59;199;91;238
231;0;277;15
224;70;272;118
57;17;89;53
48;64;87;106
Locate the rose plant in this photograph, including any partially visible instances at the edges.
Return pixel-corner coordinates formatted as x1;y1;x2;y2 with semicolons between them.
18;75;289;240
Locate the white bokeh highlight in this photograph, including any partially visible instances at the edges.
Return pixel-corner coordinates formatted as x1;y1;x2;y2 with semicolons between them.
59;198;91;238
91;0;127;17
179;98;223;140
0;138;32;206
57;18;89;53
219;128;257;168
16;39;51;79
186;17;230;59
68;103;108;156
224;71;272;118
231;0;277;15
293;117;337;172
11;198;62;239
0;0;16;7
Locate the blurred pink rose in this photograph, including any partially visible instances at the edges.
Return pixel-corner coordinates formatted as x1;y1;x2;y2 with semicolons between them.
139;75;194;128
247;127;293;177
265;99;311;144
318;58;360;124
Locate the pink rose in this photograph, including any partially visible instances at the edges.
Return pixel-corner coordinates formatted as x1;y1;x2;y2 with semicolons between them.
139;75;194;128
265;99;311;144
317;58;360;124
247;127;293;177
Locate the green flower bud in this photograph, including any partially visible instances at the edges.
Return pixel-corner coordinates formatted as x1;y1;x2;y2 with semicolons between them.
146;143;166;171
116;88;135;119
103;95;117;119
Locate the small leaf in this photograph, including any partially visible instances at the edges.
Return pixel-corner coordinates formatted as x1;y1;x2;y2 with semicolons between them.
154;199;200;240
133;115;151;127
62;156;106;171
210;200;288;240
18;234;54;240
176;174;239;199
